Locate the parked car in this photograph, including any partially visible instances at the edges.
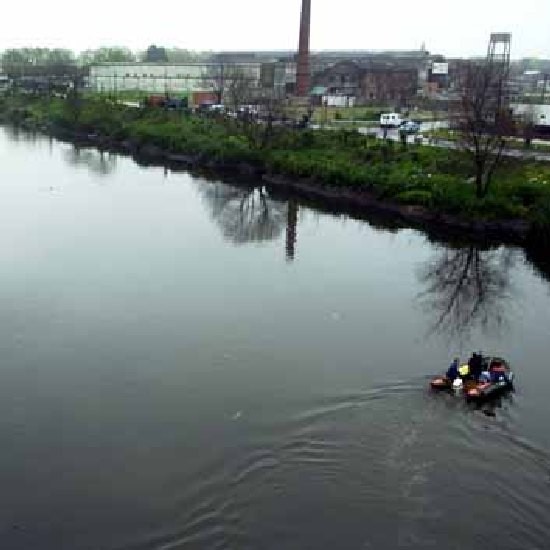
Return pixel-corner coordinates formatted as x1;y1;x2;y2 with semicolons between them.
208;104;225;113
165;97;188;110
399;120;421;134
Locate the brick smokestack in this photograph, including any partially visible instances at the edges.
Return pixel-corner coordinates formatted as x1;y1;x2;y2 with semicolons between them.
296;0;311;97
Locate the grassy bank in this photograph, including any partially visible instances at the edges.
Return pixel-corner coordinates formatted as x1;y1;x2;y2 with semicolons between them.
2;93;550;226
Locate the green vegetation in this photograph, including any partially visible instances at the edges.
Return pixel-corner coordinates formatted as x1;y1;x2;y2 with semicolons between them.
0;45;212;70
83;90;148;102
2;93;550;225
83;90;192;103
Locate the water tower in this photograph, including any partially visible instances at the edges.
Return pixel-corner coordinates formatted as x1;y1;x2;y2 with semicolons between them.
486;33;512;108
486;33;511;70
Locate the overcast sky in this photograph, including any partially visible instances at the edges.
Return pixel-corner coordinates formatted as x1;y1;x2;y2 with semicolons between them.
2;0;549;58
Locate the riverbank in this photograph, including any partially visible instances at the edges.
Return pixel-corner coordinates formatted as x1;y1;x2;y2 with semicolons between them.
2;94;550;243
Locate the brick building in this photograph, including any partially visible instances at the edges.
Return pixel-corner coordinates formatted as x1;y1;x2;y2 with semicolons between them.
361;67;418;103
312;60;419;105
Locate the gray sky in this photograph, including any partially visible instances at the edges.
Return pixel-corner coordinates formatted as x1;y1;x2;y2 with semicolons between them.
2;0;549;58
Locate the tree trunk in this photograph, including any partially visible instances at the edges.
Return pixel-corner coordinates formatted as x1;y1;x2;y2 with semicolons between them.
475;172;484;198
475;156;485;198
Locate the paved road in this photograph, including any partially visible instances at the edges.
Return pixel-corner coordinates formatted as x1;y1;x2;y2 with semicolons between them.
354;126;550;162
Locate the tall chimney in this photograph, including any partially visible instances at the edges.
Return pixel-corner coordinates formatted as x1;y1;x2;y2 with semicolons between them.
296;0;311;97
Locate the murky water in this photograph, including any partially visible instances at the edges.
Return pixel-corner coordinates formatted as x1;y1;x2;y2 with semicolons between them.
1;126;549;549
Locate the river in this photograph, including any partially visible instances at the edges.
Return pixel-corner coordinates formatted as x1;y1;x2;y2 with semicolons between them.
1;126;550;550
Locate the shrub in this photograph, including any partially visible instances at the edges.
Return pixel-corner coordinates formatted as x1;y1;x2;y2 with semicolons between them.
5;94;550;225
395;190;433;206
512;182;548;207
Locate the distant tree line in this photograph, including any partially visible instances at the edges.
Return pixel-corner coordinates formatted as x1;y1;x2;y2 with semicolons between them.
0;45;213;75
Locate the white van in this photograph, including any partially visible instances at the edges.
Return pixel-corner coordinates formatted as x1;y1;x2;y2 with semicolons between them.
380;113;403;128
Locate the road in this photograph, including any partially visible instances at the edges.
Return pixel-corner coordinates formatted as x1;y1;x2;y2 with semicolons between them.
353;126;550;162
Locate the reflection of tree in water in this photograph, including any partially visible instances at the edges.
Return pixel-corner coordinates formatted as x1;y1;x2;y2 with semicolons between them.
525;242;550;285
3;126;47;145
418;245;517;341
200;182;290;248
63;146;117;176
285;199;299;262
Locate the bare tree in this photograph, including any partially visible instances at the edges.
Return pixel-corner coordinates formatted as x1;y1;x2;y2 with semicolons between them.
256;90;287;148
225;66;255;112
64;146;117;176
201;64;225;105
455;60;514;198
202;64;256;107
199;181;287;244
228;87;285;150
519;104;536;149
417;245;517;343
201;64;285;149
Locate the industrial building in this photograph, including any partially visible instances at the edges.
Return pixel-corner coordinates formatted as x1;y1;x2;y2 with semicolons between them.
311;59;423;106
88;48;442;107
87;60;292;106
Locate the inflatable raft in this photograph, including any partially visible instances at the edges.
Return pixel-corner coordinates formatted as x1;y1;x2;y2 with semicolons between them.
431;356;514;402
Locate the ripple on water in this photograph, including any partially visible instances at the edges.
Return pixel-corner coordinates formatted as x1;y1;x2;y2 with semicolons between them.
131;379;550;550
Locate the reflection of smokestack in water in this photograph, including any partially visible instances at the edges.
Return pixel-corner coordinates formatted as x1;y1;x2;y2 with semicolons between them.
286;200;299;262
296;0;311;96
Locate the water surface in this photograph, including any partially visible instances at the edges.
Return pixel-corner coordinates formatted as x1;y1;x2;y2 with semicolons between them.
1;127;549;549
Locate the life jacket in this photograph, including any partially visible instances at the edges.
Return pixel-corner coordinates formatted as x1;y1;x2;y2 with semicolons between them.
459;364;470;377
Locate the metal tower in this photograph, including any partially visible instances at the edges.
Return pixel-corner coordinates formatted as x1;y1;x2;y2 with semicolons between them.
486;33;511;69
296;0;311;97
486;33;512;110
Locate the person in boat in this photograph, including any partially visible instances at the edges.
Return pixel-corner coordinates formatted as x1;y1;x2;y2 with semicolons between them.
479;369;492;383
446;358;459;381
458;362;471;380
468;352;483;381
489;359;509;384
